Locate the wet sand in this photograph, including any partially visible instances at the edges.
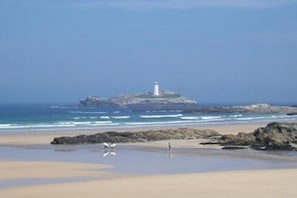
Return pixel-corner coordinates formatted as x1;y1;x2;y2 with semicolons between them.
1;122;297;197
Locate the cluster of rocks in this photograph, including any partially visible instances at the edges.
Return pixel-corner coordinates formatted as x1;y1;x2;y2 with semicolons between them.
183;103;297;114
51;122;297;151
51;128;219;144
218;122;297;151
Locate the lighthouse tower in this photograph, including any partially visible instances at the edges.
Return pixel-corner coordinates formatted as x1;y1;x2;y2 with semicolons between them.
153;81;160;96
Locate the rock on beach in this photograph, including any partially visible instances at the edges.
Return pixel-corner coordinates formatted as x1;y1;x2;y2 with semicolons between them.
51;122;297;151
51;128;220;145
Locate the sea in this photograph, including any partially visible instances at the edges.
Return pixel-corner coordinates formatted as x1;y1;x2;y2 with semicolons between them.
1;103;297;133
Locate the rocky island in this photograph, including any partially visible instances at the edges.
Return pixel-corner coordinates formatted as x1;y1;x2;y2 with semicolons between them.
183;103;297;114
79;82;198;110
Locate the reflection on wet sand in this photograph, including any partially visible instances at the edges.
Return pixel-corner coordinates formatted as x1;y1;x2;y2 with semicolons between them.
104;150;116;157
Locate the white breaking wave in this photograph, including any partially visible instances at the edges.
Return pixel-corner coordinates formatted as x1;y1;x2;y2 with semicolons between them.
49;106;73;109
230;114;243;118
59;121;113;125
69;111;107;114
33;124;75;128
127;120;196;126
236;117;255;121
73;116;98;120
73;116;88;120
94;121;113;125
111;116;131;119
201;116;222;120
49;106;59;109
0;124;26;129
140;114;183;119
54;121;115;127
100;116;110;119
236;116;272;121
181;116;200;120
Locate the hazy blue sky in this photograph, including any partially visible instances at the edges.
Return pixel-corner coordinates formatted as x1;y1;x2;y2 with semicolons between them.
1;0;297;104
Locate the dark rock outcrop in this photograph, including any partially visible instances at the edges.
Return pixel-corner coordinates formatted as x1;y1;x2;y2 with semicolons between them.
220;132;255;146
222;146;248;150
183;103;297;114
251;122;297;151
51;122;297;151
216;122;297;151
51;128;220;145
287;113;297;116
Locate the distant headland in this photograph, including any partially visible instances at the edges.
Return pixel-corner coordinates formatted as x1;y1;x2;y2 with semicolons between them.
79;82;198;110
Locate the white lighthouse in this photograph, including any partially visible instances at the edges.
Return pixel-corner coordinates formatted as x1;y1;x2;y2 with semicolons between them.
153;81;160;96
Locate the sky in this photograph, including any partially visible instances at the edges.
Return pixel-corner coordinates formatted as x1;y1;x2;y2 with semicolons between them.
0;0;297;104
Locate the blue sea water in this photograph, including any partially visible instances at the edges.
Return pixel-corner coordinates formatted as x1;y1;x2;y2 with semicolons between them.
0;104;297;133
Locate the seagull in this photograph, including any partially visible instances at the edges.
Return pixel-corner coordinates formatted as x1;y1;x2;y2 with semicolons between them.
110;143;116;149
103;142;110;149
103;142;117;149
103;143;117;157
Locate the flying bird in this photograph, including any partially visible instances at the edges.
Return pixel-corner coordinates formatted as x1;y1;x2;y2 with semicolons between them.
103;142;117;149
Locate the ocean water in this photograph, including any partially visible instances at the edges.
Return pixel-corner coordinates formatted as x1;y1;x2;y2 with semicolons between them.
0;104;297;133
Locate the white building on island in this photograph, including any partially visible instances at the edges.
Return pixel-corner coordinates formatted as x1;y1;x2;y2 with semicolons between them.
153;81;160;96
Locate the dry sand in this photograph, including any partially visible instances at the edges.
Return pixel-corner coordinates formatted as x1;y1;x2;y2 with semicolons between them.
1;122;297;197
1;167;297;198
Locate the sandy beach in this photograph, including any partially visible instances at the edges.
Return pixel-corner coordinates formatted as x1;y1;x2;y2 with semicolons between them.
1;163;297;198
1;122;297;197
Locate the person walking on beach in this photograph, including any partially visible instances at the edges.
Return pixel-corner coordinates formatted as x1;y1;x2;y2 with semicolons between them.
168;142;171;151
168;142;173;159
